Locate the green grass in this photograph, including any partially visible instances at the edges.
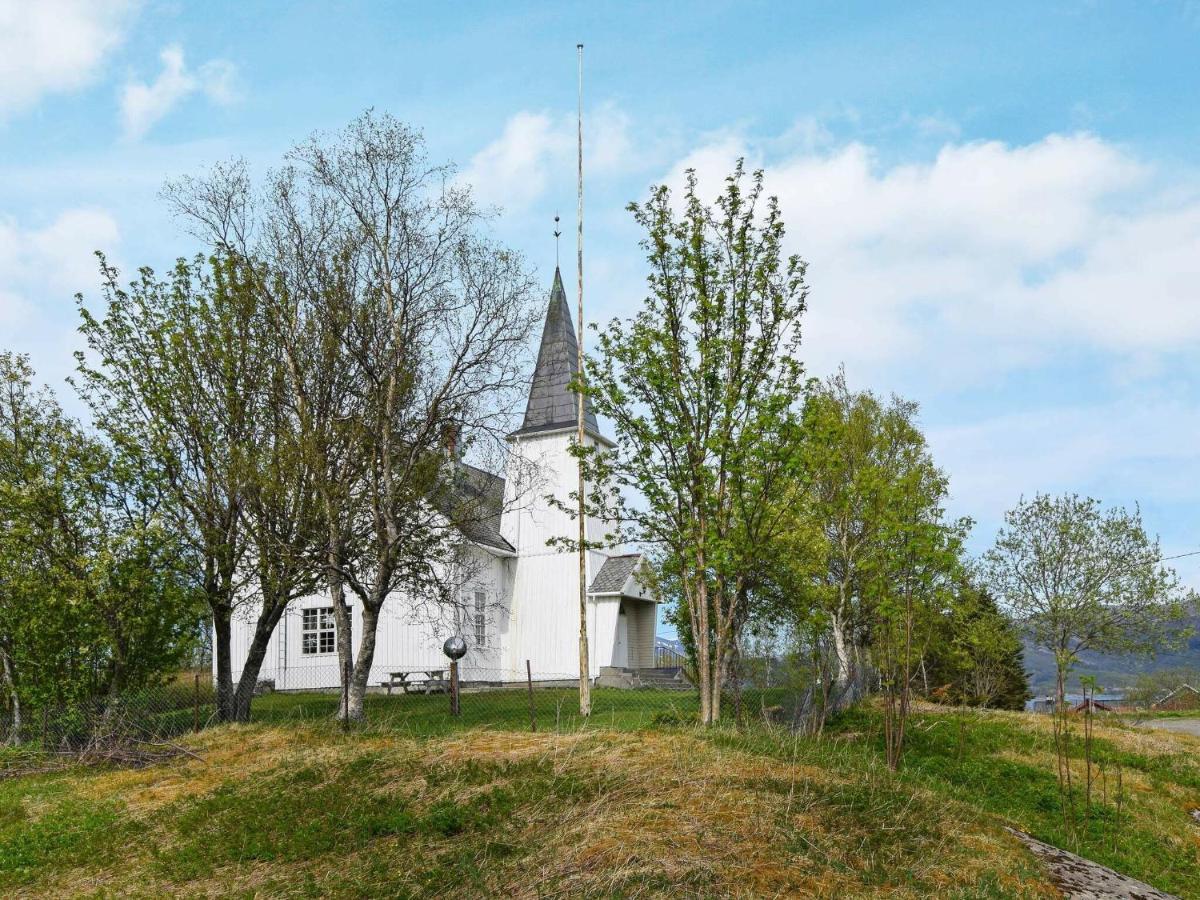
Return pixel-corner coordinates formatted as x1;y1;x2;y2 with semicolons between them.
1;697;1197;898
714;707;1200;898
247;684;719;734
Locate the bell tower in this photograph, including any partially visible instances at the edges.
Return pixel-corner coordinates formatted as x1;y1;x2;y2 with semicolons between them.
501;266;613;675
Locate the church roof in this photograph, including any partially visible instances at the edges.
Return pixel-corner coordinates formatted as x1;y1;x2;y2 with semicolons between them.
443;461;514;554
514;267;599;437
588;553;643;594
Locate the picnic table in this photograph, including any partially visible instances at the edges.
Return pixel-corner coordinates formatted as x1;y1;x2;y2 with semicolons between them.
381;669;449;695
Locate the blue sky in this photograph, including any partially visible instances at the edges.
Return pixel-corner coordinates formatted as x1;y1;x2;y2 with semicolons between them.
3;1;1200;585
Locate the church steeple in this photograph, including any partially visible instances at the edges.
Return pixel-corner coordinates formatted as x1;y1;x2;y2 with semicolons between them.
515;266;599;436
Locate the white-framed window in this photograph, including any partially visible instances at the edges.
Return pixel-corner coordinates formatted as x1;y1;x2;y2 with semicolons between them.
302;607;336;655
473;590;486;647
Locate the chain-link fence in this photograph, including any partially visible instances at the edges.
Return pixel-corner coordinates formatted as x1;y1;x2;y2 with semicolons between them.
0;673;217;772
1;660;827;764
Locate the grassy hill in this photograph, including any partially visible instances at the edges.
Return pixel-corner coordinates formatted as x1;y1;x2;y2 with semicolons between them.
2;693;1199;898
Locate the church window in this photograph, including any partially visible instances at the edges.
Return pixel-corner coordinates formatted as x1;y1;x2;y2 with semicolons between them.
473;590;487;646
302;607;336;655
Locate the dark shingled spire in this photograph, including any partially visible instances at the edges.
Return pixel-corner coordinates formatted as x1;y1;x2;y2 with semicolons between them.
515;267;599;436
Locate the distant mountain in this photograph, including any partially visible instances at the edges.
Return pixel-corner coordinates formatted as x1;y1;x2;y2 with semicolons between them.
1022;616;1200;694
655;625;1200;695
654;635;687;656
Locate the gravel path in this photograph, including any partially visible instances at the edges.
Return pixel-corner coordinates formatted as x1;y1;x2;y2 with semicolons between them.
1007;829;1178;899
1138;717;1200;737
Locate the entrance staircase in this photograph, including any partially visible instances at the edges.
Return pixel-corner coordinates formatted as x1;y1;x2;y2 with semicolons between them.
596;666;694;691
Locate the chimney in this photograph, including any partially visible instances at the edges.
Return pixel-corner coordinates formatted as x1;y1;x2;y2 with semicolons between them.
441;420;461;461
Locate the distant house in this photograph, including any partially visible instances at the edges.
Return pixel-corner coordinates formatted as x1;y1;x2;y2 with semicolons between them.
1029;696;1056;714
1027;692;1127;714
1152;684;1200;712
1071;698;1116;713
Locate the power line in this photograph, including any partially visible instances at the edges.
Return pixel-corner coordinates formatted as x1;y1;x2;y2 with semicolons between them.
1157;549;1200;563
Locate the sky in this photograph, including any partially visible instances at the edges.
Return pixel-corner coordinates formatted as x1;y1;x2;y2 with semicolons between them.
2;0;1200;586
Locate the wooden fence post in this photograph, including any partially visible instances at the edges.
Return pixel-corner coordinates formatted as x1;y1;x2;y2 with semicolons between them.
526;660;537;732
193;672;201;732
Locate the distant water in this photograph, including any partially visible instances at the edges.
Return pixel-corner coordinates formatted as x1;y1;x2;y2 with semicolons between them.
1025;692;1127;711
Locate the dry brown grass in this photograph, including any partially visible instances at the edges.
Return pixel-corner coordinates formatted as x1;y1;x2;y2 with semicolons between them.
16;723;1057;899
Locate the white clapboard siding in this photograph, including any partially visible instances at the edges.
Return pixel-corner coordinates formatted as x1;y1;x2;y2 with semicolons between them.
226;543;512;690
501;428;619;678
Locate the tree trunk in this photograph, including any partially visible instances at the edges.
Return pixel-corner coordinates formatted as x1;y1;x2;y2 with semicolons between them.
830;608;855;702
346;602;381;721
691;566;713;726
324;503;355;721
330;574;354;722
0;647;20;744
709;582;726;725
212;606;234;721
231;595;289;722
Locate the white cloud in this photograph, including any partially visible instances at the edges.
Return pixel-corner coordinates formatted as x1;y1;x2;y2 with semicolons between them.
460;104;633;211
0;0;137;116
119;44;239;141
0;209;119;329
657;131;1200;384
649;126;1200;581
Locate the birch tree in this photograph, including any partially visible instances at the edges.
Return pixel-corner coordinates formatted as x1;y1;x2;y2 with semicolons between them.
791;373;946;702
167;113;540;721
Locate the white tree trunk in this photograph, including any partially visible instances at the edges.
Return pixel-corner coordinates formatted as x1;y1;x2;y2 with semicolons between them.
830;609;856;702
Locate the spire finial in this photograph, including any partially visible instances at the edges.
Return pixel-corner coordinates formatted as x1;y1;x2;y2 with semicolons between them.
554;213;561;266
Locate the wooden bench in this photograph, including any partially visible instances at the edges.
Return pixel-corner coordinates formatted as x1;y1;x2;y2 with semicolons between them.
381;672;411;695
381;669;450;695
417;669;449;694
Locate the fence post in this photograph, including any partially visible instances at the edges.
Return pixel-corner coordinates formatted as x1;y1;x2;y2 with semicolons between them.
193;672;201;732
342;659;350;733
526;659;537;732
733;654;744;729
449;660;460;717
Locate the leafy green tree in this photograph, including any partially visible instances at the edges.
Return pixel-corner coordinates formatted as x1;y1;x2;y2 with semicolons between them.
76;254;264;720
858;427;968;769
984;493;1195;826
0;353;90;727
983;494;1195;712
925;582;1030;710
0;353;200;734
750;372;970;759
79;446;202;701
580;162;808;725
787;372;964;706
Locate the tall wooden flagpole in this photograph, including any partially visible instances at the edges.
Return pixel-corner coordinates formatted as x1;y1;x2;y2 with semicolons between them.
576;42;591;718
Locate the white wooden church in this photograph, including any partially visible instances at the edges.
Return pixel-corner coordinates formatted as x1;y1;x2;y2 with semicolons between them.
226;266;658;689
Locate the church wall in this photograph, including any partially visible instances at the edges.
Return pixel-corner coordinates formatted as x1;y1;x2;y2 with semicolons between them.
223;544;511;690
502;428;624;678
